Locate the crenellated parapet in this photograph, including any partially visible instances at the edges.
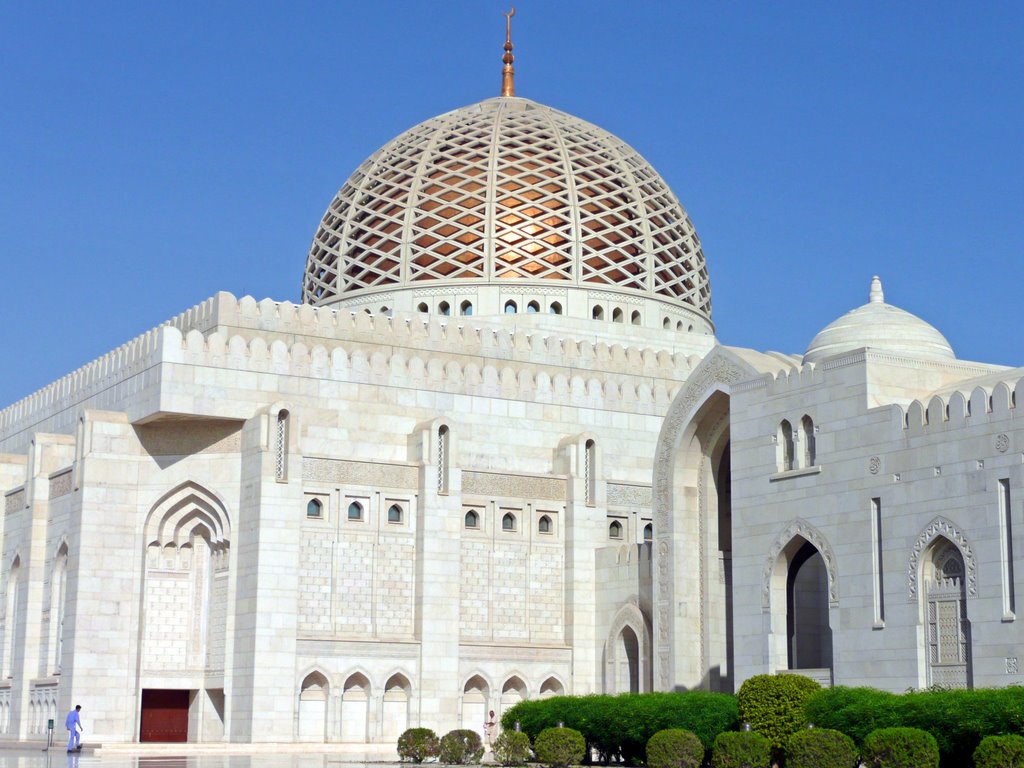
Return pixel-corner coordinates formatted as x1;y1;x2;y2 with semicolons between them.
0;292;706;444
893;375;1024;434
169;326;686;414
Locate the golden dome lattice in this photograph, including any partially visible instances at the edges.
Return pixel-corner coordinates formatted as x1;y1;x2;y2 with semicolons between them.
303;97;711;319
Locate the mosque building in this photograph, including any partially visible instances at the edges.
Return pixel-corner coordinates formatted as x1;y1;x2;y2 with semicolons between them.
1;12;1021;746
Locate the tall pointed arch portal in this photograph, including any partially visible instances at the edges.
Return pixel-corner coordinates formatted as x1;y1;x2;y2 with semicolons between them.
652;348;773;692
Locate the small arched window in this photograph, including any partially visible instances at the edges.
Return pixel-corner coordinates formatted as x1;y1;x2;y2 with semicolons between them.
779;420;795;471
687;324;694;332
609;520;623;539
662;317;671;329
643;523;653;542
306;499;323;519
439;301;451;316
549;302;562;315
527;301;540;313
380;306;391;315
347;501;363;521
612;308;623;323
630;310;641;325
502;512;516;531
538;515;552;534
801;415;816;467
676;321;683;331
464;510;479;529
504;301;517;314
460;301;473;316
417;302;429;313
387;504;403;524
592;306;604;320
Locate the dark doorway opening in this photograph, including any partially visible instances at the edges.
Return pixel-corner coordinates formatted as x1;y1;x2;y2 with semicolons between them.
140;689;189;742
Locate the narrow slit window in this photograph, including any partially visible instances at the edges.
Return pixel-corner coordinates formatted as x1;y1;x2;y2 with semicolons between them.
999;479;1015;618
871;497;884;626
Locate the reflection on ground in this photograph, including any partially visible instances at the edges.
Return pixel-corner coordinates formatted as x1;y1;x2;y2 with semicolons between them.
0;752;394;768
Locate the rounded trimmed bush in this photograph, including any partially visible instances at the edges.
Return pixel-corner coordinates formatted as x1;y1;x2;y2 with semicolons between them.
974;734;1024;768
398;727;441;763
786;727;857;768
493;730;532;766
646;728;704;768
862;727;939;768
737;674;821;755
711;730;771;768
439;729;485;764
534;726;586;768
501;691;737;763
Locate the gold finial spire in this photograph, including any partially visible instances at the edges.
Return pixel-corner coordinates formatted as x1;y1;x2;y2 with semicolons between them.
501;6;516;97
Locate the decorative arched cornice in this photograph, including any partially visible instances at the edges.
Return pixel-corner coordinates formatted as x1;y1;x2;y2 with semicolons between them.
383;669;415;692
761;518;840;607
907;516;977;600
297;666;331;689
144;481;231;548
461;671;493;695
605;599;651;656
340;668;373;694
653;347;757;527
499;673;529;696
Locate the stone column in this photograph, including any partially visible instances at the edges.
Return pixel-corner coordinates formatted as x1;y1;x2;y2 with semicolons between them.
411;421;462;734
62;411;143;742
228;408;301;742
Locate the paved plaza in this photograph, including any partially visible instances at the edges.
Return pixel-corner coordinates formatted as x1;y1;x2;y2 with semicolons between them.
0;752;383;768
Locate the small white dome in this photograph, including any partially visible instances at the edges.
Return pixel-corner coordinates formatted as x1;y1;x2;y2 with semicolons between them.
803;277;955;363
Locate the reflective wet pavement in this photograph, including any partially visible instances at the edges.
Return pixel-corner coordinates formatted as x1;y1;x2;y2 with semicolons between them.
0;752;393;768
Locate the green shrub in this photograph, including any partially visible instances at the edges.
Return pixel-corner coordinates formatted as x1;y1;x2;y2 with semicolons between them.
492;730;532;766
398;727;441;763
534;726;586;768
438;729;484;764
711;730;770;768
737;673;821;757
804;686;1024;766
974;734;1024;768
862;727;939;768
785;727;858;768
501;691;738;763
645;728;704;768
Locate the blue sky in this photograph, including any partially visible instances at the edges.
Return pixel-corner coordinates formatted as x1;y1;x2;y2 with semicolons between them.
1;2;1021;406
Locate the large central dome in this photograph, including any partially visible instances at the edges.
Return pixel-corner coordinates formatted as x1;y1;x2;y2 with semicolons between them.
303;96;711;327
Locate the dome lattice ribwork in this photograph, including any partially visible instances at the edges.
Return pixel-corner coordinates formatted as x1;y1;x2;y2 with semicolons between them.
304;97;710;317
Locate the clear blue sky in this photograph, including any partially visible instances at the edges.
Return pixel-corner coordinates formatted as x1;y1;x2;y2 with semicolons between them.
1;2;1021;406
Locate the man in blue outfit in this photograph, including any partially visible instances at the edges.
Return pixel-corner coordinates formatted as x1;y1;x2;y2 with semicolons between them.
65;704;82;752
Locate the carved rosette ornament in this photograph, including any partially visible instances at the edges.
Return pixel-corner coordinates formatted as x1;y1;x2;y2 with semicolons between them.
996;434;1010;453
907;516;978;600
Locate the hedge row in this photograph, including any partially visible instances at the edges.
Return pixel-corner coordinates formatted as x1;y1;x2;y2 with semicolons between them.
501;691;738;764
804;686;1024;767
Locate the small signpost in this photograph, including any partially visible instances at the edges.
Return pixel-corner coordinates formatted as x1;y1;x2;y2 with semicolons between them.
45;718;54;750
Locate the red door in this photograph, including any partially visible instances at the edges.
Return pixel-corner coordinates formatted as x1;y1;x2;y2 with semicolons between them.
140;689;189;742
